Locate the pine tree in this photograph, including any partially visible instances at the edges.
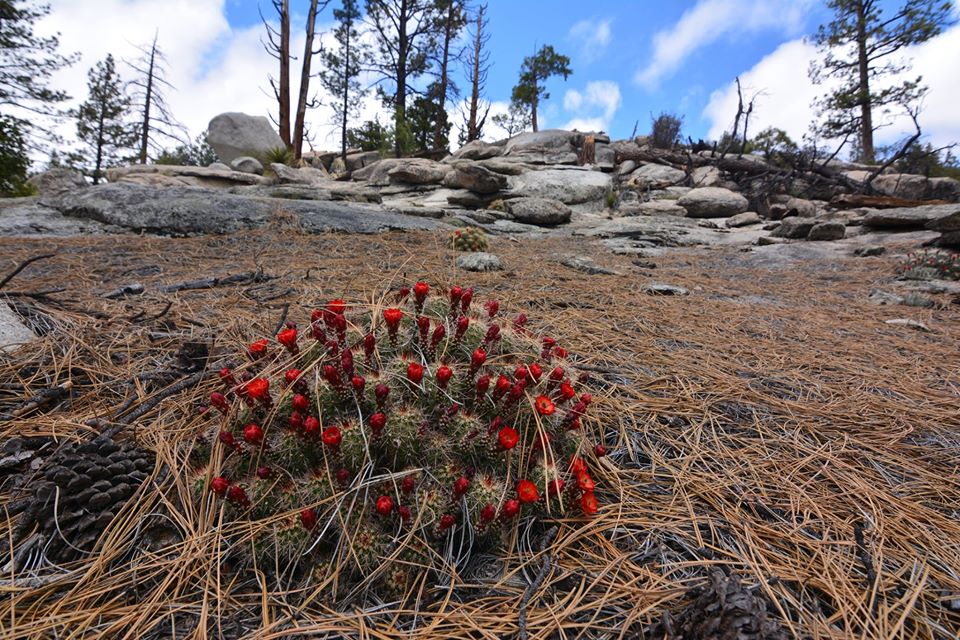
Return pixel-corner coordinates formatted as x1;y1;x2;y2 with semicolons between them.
320;0;368;163
430;0;466;151
810;0;955;163
75;55;136;184
365;0;443;157
510;45;572;133
462;2;490;144
491;101;531;137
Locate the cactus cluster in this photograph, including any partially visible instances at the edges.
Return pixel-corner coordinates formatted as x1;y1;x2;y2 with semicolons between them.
451;227;489;252
897;248;960;281
192;283;605;593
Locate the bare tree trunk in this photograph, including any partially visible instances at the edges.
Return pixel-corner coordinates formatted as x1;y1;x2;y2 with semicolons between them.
341;22;351;163
278;0;291;149
855;0;874;163
293;0;321;162
530;79;538;133
137;33;156;164
466;6;484;142
394;0;409;158
94;108;105;185
431;0;456;150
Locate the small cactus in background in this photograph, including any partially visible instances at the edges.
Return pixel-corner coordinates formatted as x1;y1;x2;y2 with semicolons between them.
451;227;489;252
191;283;604;594
897;249;960;281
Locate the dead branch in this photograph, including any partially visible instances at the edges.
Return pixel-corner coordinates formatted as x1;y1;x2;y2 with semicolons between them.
0;254;55;290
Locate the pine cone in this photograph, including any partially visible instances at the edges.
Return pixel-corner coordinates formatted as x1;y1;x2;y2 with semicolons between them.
671;570;786;640
14;435;153;563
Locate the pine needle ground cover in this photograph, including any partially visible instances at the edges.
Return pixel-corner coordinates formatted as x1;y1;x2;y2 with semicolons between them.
0;227;958;639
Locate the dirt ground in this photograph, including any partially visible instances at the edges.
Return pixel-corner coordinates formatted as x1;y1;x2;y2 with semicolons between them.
1;225;958;639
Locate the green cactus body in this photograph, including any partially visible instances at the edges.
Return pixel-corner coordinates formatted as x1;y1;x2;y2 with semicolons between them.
452;227;489;252
192;282;605;594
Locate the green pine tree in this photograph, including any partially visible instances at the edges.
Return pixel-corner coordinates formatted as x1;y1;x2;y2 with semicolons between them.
320;0;368;163
75;54;136;184
509;45;572;133
810;0;956;163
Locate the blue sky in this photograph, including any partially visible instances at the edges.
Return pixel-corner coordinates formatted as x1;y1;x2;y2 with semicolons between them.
42;1;960;153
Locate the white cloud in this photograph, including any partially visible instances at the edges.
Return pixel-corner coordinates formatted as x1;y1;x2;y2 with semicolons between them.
563;89;583;111
560;80;621;132
635;0;814;89
702;24;960;153
568;18;612;62
36;0;389;160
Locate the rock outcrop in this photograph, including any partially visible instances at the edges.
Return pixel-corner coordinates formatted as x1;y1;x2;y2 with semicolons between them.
206;112;285;164
678;187;749;218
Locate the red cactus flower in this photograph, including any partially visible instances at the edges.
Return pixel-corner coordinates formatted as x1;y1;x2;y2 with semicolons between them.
218;430;236;447
369;412;386;436
218;367;236;386
322;365;342;388
288;411;304;430
277;327;298;353
475;374;491;400
431;323;446;350
244;378;271;405
300;508;318;530
566;417;581;430
226;485;248;505
311;321;326;341
322;425;342;448
460;287;474;312
547;478;566;497
507;381;527;405
514;365;529;382
398;505;412;522
284;369;302;385
558;382;576;402
549;366;564;382
484;299;500;319
502;499;521;519
336;468;350;484
516;479;539;503
311;308;323;323
413;281;429;303
594;444;607;457
439;514;456;530
407;362;425;384
303;416;320;436
498;426;519;450
554;347;569;358
248;339;269;358
481;504;497;523
375;495;394;516
535;395;556;416
450;285;463;307
396;286;410;302
451;312;470;339
529;363;543;382
436;365;453;389
580;491;598;516
402;475;417;494
363;333;376;362
210;392;229;413
514;313;528;329
484;324;500;343
580;393;593;406
243;423;264;445
211;476;230;496
453;475;470;498
383;307;403;339
327;299;346;315
542;337;556;350
576;473;595;493
351;376;365;395
375;383;390;407
256;466;272;479
493;374;511;402
292;393;309;412
341;349;354;375
470;347;486;373
569;456;587;476
417;315;430;344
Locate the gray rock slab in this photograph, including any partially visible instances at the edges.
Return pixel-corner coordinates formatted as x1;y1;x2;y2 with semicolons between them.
0;302;35;352
507;168;612;205
207;112;284;164
677;187;749;218
42;183;444;236
863;204;960;229
457;252;503;272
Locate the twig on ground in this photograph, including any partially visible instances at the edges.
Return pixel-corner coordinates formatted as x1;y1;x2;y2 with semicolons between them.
0;254;55;290
518;525;559;640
